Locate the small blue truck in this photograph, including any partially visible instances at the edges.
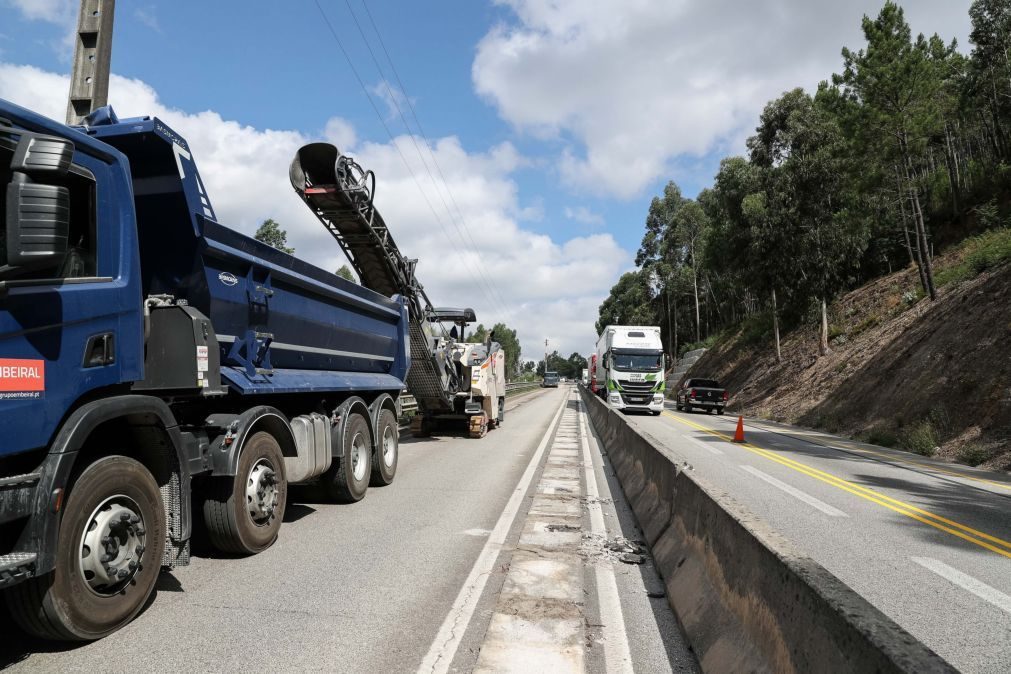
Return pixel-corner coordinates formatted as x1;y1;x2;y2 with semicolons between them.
0;99;410;640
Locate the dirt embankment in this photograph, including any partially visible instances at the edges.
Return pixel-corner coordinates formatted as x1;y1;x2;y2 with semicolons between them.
689;260;1011;470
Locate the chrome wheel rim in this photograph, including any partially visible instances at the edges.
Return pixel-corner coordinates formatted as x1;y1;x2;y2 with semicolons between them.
79;495;147;596
351;431;368;481
246;459;278;525
382;426;396;468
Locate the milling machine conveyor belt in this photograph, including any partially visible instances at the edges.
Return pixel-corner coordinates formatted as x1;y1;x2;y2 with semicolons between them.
289;143;455;412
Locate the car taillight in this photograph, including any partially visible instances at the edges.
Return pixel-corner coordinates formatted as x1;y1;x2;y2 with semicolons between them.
723;391;728;401
689;389;696;398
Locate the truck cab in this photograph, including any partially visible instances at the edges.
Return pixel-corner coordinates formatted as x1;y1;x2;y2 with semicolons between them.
596;326;665;415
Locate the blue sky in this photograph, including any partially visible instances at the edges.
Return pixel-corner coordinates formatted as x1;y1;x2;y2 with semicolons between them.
0;0;971;358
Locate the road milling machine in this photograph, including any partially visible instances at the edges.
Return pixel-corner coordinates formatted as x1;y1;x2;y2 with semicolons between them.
290;144;505;438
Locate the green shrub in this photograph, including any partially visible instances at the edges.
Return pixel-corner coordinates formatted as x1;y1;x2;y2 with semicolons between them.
957;444;989;467
863;427;898;448
901;421;939;456
739;312;774;346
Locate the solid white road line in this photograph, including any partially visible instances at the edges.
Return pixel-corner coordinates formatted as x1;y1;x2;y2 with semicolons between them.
912;557;1011;615
580;398;634;674
418;392;570;674
684;434;724;455
739;465;849;518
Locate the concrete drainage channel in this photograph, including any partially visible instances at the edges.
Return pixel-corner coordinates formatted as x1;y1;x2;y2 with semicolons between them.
578;387;955;674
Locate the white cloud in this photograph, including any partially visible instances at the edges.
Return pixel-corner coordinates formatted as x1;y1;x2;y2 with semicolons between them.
564;205;603;226
134;7;162;33
0;62;624;358
4;0;71;24
474;0;971;198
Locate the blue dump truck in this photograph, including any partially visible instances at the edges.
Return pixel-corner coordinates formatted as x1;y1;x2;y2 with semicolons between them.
0;99;411;640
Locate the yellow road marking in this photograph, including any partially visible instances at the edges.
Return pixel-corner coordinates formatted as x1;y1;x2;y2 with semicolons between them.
829;443;1011;492
662;411;1011;560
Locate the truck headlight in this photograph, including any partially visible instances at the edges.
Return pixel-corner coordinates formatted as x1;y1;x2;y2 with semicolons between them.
609;394;621;403
653;394;663;403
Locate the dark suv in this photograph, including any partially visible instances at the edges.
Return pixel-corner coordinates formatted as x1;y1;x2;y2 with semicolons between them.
676;378;728;414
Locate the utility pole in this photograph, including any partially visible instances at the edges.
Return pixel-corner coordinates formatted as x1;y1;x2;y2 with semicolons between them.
544;338;548;375
66;0;116;125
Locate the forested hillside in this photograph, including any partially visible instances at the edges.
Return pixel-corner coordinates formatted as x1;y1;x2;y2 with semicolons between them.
599;0;1011;364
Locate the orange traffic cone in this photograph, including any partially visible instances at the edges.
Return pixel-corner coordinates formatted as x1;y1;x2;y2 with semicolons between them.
733;416;745;443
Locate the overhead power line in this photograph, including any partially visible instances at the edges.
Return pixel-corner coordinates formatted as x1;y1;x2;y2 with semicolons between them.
312;0;511;318
351;0;513;314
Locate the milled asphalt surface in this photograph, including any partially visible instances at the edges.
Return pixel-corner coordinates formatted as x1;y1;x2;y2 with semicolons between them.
0;386;695;673
622;403;1011;674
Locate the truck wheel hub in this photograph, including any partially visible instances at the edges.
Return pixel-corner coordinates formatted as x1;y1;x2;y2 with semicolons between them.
382;427;395;468
79;496;147;596
246;460;278;524
351;432;368;481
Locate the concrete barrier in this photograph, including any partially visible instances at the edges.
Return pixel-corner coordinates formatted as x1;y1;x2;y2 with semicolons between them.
579;388;953;674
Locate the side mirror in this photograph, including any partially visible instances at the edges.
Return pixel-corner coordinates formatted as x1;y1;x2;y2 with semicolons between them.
11;134;74;176
4;133;74;271
5;178;70;269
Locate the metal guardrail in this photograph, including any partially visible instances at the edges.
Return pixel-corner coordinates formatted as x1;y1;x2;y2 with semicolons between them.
399;381;546;418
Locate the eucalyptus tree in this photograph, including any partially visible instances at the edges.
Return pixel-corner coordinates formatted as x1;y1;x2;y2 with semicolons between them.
833;1;953;300
749;88;867;355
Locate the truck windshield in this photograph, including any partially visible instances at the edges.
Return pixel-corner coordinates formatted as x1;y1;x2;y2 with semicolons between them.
611;353;662;372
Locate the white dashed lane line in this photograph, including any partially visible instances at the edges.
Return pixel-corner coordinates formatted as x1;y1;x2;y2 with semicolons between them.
912;557;1011;616
739;465;849;518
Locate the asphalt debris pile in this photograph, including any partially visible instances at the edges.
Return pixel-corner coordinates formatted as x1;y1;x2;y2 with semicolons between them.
580;533;648;565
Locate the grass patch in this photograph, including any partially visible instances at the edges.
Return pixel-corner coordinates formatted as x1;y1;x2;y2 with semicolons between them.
934;228;1011;288
850;314;881;338
957;444;990;467
679;333;722;357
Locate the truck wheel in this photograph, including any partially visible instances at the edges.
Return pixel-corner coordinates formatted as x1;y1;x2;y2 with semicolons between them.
676;402;683;411
370;409;398;487
498;398;505;426
5;456;166;641
717;408;725;416
684;402;692;413
324;412;371;502
204;432;287;555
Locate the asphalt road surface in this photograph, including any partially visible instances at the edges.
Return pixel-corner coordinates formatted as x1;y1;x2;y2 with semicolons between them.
0;386;697;673
622;403;1011;674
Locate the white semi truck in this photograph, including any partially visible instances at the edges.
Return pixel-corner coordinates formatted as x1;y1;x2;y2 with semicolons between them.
595;326;666;415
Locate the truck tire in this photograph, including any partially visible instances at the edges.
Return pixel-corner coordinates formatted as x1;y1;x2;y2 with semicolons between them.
323;412;371;502
717;408;725;415
203;432;287;555
370;408;398;487
684;402;692;413
497;397;505;426
5;456;166;641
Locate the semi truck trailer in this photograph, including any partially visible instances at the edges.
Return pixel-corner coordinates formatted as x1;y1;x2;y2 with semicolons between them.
0;99;411;640
595;325;665;414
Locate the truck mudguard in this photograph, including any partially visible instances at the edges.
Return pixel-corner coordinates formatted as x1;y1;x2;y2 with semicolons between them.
333;396;374;458
205;406;298;477
369;393;398;431
24;395;191;575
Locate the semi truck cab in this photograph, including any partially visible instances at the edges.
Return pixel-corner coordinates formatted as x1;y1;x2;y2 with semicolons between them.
595;326;665;415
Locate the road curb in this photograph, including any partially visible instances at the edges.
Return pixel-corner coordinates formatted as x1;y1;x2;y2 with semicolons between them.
579;387;954;674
